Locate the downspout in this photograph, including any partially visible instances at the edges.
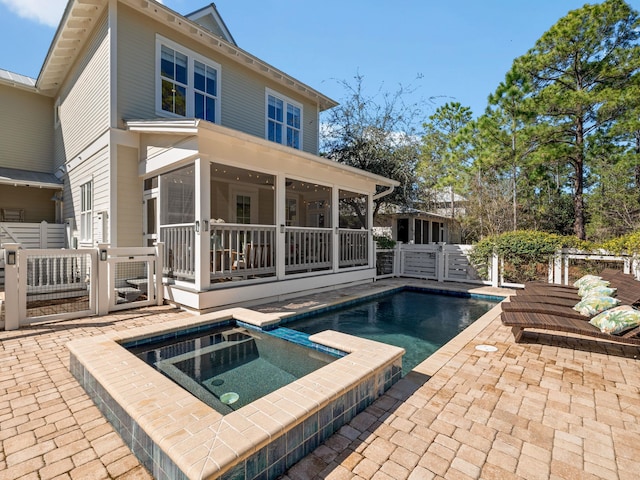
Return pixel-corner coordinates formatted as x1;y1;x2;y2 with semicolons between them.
373;185;395;201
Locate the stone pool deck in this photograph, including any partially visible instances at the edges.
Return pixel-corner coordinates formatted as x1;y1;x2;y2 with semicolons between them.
1;278;639;479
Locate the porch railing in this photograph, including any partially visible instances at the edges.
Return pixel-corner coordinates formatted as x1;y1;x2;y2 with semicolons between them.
160;224;196;279
210;223;276;278
285;227;332;273
339;229;369;268
160;223;372;283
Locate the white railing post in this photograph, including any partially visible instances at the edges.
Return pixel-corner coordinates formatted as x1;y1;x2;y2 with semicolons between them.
491;251;499;288
394;243;401;276
155;242;164;306
97;244;110;315
3;244;20;330
40;221;48;248
437;244;445;282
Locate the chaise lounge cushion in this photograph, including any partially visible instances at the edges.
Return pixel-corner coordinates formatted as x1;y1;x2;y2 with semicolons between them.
589;306;640;334
572;295;620;316
573;274;603;288
580;285;616;298
577;279;611;296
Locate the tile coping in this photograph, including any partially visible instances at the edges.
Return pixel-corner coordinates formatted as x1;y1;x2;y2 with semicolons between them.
67;307;405;479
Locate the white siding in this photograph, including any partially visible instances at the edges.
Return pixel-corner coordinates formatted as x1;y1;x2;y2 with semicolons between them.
0;84;54;173
116;145;143;247
63;146;110;246
54;13;111;168
116;5;320;154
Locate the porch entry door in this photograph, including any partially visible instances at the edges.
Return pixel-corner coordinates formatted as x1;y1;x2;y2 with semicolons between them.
143;191;158;247
229;187;258;224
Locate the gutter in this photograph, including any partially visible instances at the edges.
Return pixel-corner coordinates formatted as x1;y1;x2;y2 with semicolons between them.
373;185;395;201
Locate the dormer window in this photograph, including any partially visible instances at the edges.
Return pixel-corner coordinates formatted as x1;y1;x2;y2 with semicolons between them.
266;89;302;149
156;36;220;123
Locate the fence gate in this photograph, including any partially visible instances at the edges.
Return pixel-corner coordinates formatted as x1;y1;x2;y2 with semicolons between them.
3;248;98;329
103;247;162;312
2;244;164;330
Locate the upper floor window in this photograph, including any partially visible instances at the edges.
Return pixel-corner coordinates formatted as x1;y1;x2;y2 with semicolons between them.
266;89;302;149
157;36;220;123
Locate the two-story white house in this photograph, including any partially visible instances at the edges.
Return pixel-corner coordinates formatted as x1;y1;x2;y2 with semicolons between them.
0;0;397;311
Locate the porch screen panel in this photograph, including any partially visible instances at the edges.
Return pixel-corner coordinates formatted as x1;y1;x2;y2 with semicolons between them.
339;190;368;229
160;164;195;225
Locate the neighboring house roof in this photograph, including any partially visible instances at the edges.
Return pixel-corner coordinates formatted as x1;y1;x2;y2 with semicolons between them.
432;186;466;204
0;68;36;90
380;206;456;222
125;118;400;189
36;0;338;110
186;3;237;46
0;167;62;189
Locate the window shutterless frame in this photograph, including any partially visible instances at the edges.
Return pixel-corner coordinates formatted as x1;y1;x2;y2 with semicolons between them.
155;35;221;123
265;88;303;150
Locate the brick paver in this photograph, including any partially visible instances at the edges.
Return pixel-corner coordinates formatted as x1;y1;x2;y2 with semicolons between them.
1;279;639;480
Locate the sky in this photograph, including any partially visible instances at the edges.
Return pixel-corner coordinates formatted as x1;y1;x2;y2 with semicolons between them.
1;0;639;119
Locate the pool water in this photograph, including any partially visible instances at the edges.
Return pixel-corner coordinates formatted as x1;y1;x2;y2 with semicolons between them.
286;290;497;375
127;326;336;414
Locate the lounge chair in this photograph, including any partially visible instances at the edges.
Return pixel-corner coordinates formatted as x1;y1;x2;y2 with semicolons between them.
502;301;587;319
501;310;640;346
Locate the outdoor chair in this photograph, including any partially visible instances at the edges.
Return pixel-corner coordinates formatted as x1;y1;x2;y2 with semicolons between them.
501;310;640;346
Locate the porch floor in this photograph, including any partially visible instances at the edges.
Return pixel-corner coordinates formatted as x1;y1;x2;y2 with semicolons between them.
1;279;639;479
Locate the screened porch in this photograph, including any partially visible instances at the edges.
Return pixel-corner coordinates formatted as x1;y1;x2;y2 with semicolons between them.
152;162;371;290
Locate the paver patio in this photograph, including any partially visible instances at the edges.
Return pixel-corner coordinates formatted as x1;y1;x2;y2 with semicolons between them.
1;279;638;479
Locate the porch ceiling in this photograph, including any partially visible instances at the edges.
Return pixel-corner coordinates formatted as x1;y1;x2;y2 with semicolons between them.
127;119;400;190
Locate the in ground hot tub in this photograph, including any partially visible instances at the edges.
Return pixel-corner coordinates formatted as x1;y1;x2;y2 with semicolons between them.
68;308;404;480
126;325;337;414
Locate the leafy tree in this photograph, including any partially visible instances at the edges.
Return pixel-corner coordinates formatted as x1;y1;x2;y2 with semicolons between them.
321;74;424;219
418;102;473;219
512;0;640;240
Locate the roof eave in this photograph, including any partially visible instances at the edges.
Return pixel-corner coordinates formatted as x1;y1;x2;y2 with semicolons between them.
126;119;398;188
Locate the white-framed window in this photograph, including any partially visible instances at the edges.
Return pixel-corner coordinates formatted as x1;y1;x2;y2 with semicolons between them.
266;89;302;149
80;181;92;243
156;36;220;123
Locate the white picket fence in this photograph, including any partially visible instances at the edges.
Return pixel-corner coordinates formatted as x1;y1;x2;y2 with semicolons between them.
376;244;639;287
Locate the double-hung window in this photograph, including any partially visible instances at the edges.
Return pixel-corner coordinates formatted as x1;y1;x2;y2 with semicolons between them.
157;36;220;123
266;89;302;149
80;181;92;243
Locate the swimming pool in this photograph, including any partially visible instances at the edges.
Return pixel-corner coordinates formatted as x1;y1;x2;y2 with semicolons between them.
127;325;337;414
284;289;498;375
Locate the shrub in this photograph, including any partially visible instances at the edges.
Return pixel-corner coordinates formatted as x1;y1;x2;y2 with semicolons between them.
374;236;396;249
470;230;570;283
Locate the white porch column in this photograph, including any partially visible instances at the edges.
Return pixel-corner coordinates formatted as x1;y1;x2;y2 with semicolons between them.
276;175;286;279
332;187;340;272
194;158;211;291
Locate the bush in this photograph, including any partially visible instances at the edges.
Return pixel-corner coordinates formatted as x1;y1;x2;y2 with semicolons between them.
470;230;572;283
600;231;640;255
374;236;396;249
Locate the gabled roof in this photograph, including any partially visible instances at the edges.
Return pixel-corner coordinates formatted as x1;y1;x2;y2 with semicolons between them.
186;3;236;46
35;0;338;110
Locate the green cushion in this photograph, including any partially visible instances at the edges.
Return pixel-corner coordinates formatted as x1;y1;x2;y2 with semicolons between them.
573;295;620;317
589;306;640;334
